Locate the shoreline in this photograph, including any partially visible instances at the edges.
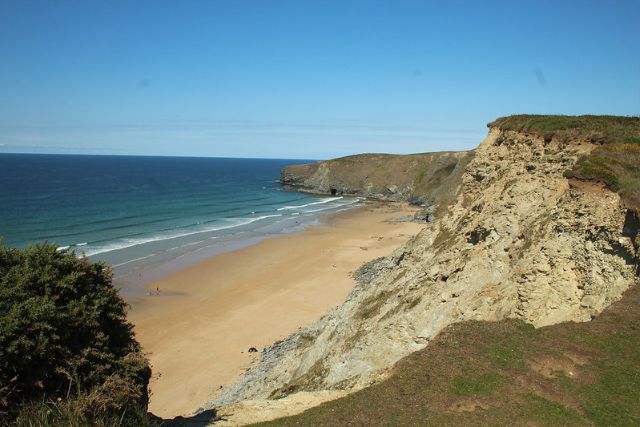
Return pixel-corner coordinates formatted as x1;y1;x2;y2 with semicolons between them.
108;198;361;297
126;201;424;418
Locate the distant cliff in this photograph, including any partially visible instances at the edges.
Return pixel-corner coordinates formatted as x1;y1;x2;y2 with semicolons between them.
280;151;472;207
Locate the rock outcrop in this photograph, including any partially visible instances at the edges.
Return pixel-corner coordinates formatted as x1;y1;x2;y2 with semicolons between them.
211;125;638;411
280;152;472;206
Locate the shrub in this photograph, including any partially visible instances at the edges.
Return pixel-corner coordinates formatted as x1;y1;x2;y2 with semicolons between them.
0;243;151;422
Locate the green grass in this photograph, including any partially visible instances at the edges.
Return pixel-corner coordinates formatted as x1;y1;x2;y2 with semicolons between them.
517;394;585;426
489;114;640;145
448;372;506;397
355;290;392;320
257;282;640;426
13;395;153;427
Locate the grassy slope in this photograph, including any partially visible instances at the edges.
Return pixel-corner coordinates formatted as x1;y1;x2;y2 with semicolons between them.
490;115;640;210
259;283;640;427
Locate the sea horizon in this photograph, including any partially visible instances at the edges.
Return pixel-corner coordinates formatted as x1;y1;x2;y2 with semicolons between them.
0;151;322;161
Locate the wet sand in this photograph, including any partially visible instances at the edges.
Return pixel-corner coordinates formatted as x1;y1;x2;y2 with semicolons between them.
126;202;424;418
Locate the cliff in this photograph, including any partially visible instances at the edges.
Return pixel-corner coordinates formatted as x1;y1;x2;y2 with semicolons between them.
209;117;639;421
280;151;472;207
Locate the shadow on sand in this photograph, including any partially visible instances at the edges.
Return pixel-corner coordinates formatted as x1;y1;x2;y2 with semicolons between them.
151;409;218;426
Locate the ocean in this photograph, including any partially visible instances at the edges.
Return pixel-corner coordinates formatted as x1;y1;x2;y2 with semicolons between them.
0;153;359;294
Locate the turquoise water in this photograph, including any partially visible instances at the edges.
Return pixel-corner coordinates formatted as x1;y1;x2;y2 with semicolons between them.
0;154;358;293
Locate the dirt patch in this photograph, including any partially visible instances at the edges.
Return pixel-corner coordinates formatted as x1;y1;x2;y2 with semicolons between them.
515;370;584;413
526;355;580;379
568;178;610;194
448;399;490;413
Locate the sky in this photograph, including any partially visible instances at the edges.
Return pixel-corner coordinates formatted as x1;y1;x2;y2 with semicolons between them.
0;0;638;159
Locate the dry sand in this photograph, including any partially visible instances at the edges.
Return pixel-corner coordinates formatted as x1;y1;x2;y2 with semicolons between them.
126;202;424;418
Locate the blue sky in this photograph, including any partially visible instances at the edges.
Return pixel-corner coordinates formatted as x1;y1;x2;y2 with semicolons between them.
0;0;638;159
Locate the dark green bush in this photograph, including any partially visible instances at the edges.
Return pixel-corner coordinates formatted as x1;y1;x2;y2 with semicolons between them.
0;243;151;423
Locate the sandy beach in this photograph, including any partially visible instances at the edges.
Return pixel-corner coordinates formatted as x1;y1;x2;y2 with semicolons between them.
126;202;424;418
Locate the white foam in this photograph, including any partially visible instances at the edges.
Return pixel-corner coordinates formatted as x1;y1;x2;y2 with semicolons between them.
277;197;343;211
112;253;156;267
167;240;206;251
84;214;283;256
79;197;359;260
57;242;88;252
298;198;359;214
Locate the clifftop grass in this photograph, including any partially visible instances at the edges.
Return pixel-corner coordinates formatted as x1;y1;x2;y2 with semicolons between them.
489;115;640;145
491;115;640;210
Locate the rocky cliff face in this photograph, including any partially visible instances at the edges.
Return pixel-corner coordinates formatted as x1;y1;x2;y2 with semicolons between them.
212;126;638;408
280;152;472;205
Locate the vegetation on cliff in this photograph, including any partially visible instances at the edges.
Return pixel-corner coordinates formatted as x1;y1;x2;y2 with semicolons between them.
490;115;640;210
0;243;151;426
489;115;639;145
260;283;640;426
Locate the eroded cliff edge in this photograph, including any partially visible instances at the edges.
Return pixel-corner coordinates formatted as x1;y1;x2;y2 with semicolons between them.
211;120;639;412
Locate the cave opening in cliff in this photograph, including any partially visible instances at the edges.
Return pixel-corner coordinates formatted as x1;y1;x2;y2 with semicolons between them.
330;188;337;196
